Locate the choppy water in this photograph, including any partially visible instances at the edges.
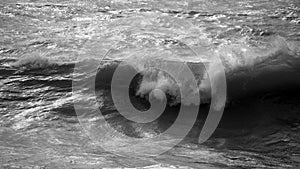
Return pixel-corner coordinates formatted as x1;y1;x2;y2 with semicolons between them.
0;0;300;168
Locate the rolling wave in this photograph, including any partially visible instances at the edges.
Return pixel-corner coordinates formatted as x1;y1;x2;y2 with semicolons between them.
6;36;299;108
96;37;300;106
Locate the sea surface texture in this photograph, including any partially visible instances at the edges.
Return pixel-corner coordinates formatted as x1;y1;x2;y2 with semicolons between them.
0;0;300;168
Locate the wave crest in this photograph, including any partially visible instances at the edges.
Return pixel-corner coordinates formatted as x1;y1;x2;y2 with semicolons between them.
11;53;57;70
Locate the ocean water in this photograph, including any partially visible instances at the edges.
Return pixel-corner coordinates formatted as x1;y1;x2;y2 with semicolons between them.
0;0;300;168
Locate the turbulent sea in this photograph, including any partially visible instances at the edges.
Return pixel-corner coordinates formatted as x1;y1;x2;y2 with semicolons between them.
0;0;300;168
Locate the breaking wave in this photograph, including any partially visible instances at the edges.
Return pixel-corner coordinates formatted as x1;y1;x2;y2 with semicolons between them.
96;37;300;106
11;52;57;70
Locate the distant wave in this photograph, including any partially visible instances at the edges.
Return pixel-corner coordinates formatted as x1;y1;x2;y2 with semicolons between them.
11;53;57;70
9;52;101;72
